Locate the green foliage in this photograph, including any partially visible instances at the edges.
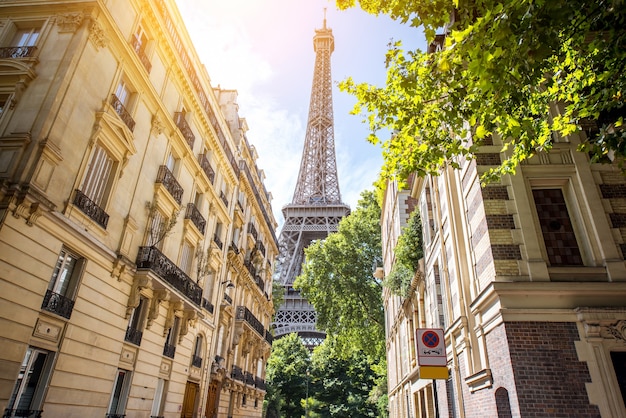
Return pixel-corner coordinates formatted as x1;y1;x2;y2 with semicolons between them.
271;280;284;316
265;333;310;418
337;0;626;184
294;190;384;360
384;210;423;297
307;337;384;417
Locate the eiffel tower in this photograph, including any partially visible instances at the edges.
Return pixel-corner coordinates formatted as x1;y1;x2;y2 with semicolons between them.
272;15;350;348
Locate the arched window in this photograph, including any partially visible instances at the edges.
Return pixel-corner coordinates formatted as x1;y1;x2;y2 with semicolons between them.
495;387;512;418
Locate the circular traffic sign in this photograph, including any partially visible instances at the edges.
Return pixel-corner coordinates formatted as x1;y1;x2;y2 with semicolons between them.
422;330;440;348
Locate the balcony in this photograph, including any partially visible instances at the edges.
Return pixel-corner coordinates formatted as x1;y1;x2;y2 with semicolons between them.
255;275;264;292
124;326;143;346
198;153;215;184
136;246;202;305
105;415;125;418
110;94;135;132
256;241;266;257
219;191;229;208
192;355;202;368
213;234;223;250
3;410;43;418
156;165;183;205
0;46;37;59
264;329;274;345
236;306;264;338
41;289;74;319
130;36;152;73
231;365;245;382
73;189;109;228
185;203;206;234
174;112;195;150
245;371;255;386
229;243;239;254
224;293;232;304
255;376;266;391
202;297;214;314
163;343;176;358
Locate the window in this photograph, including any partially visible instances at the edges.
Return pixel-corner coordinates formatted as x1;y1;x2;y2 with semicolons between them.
532;188;583;266
125;296;147;346
151;378;168;417
111;78;136;131
42;248;84;319
165;151;179;175
6;347;54;417
11;27;39;47
74;144;114;228
192;335;203;368
180;241;194;275
148;209;168;249
107;368;132;417
1;22;40;58
213;222;223;249
163;316;180;358
0;93;13;118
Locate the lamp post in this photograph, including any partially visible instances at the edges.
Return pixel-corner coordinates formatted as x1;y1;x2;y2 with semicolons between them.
305;367;310;418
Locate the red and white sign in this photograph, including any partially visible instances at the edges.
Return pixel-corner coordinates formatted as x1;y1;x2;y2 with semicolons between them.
416;328;446;366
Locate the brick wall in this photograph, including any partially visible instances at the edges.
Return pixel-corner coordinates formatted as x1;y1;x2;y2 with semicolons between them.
505;322;600;418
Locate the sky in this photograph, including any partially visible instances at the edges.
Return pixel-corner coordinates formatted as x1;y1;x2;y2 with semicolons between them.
176;0;426;226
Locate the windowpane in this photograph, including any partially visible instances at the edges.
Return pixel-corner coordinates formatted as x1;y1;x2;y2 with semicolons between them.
7;348;51;413
109;369;131;414
11;28;39;47
49;249;79;296
180;242;193;275
81;145;113;205
115;81;131;106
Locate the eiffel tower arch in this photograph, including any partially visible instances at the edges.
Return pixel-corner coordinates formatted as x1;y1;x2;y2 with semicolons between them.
272;16;350;348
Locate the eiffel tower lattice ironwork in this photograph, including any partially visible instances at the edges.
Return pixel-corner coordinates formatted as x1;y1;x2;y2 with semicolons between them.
272;16;350;348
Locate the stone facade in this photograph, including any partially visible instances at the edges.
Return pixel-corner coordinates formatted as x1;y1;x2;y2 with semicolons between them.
0;1;277;417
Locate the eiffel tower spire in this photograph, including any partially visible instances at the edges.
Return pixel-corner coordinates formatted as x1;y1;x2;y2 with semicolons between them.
273;16;351;348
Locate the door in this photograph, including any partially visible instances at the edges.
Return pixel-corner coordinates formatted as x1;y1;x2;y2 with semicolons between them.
205;380;220;418
181;381;199;418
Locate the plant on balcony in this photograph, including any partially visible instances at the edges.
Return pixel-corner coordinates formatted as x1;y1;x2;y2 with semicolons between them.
194;248;211;286
384;209;423;298
145;201;180;247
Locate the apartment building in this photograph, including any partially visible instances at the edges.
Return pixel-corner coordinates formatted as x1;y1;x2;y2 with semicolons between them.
383;126;626;416
0;1;276;417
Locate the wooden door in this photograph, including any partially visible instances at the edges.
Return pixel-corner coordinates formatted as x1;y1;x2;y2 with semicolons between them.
205;380;220;418
181;381;199;418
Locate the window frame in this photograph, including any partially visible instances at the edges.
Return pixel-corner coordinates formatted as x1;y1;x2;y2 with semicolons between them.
42;247;85;319
107;368;132;416
6;347;54;415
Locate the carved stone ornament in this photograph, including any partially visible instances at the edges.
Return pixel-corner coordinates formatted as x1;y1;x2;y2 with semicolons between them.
125;276;152;318
602;320;626;342
147;289;170;328
57;13;84;33
88;20;108;50
151;115;165;136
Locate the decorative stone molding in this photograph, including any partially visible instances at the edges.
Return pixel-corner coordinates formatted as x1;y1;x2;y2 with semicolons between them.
163;301;184;336
147;289;170;328
57;13;84;33
126;276;152;318
88;20;108;50
151;114;165;136
179;310;198;342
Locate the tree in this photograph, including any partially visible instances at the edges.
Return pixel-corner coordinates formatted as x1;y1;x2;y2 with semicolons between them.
307;337;381;417
337;0;626;184
294;190;384;360
264;333;310;418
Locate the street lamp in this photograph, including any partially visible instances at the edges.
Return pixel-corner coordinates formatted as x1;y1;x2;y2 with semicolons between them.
305;367;310;418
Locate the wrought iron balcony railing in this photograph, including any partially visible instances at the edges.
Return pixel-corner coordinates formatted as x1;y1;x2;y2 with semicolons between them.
213;234;223;250
136;246;202;305
124;326;143;346
255;275;264;292
236;306;264;338
255;376;266;391
185;203;206;234
0;46;37;59
174;112;195;150
163;343;176;358
229;243;239;254
191;355;202;368
130;36;152;73
41;289;74;319
110;94;135;132
2;409;43;418
264;329;274;345
231;365;245;382
219;190;229;208
224;293;232;304
245;371;255;386
202;297;214;314
105;414;126;418
73;189;109;228
198;153;215;184
247;223;258;241
156;165;183;205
